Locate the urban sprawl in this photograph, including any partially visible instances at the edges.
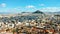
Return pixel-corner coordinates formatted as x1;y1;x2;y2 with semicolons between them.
0;10;60;34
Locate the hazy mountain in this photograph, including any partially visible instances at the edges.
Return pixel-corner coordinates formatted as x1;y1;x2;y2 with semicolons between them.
33;10;44;14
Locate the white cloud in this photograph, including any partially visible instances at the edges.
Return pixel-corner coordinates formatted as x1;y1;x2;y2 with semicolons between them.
0;3;6;8
6;7;23;13
0;7;24;13
26;5;35;8
39;7;60;12
39;4;45;6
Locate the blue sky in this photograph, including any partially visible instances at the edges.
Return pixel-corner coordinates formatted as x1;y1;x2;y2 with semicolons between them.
0;0;60;13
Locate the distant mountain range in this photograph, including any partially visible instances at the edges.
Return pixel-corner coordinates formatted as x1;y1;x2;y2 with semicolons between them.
0;10;60;15
44;11;60;15
0;12;10;14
